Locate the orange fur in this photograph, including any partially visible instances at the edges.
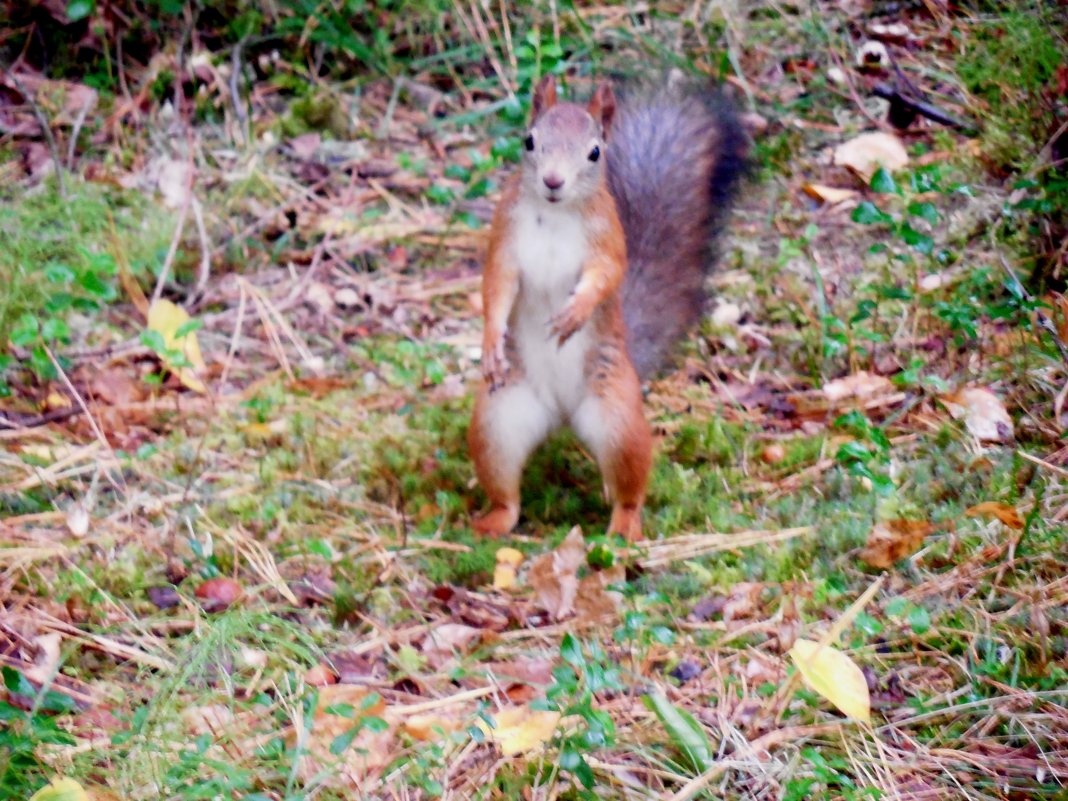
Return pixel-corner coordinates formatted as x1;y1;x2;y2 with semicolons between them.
469;78;654;542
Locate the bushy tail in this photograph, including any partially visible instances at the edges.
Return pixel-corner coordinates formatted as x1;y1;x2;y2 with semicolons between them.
607;81;748;380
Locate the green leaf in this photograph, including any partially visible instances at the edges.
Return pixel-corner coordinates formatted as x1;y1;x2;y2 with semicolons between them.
66;0;94;21
908;605;931;634
641;691;714;774
907;201;939;225
560;633;584;667
869;167;897;194
174;319;203;339
11;313;40;346
140;329;167;354
851;201;892;225
41;318;71;343
836;440;872;463
329;725;360;755
885;597;909;616
901;224;934;255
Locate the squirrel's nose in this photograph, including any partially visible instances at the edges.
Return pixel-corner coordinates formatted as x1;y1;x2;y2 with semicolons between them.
543;173;565;191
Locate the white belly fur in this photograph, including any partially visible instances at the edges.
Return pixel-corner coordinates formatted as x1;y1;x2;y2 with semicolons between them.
509;198;592;419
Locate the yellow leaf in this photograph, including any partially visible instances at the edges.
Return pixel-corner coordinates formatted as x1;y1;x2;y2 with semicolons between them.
147;299;207;393
802;183;858;205
788;638;871;723
493;547;524;590
28;778;90;801
478;704;561;756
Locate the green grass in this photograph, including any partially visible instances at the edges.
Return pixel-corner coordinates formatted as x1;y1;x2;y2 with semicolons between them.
2;1;1067;799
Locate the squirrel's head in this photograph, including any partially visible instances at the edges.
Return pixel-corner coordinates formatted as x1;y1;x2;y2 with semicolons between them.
520;75;615;206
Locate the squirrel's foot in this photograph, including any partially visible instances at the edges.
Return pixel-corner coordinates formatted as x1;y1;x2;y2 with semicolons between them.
608;505;643;543
472;504;519;537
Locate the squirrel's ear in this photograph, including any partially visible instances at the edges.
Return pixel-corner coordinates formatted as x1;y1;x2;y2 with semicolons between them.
588;83;617;138
531;75;557;120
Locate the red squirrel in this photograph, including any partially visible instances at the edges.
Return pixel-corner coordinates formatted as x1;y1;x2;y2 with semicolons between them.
468;74;746;541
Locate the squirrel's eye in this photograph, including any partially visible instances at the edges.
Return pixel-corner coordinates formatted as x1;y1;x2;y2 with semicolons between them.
588;145;601;162
524;134;535;152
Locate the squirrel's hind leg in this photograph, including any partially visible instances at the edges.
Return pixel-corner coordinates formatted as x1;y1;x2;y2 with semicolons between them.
468;380;556;537
571;374;652;543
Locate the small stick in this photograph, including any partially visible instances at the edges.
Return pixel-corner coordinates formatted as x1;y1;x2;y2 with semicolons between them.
871;83;974;131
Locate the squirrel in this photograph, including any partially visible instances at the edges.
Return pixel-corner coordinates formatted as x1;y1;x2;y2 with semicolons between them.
468;74;746;541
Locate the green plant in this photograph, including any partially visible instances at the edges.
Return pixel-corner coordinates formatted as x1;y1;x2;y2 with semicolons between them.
833;409;893;496
532;634;622;793
0;667;78;797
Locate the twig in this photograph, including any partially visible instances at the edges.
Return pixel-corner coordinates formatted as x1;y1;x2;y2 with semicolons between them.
66;90;95;169
6;70;66;196
152;186;192;304
871;83;974;131
1017;450;1068;479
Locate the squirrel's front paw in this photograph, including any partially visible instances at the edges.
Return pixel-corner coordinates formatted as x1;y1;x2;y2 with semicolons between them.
548;299;591;346
481;337;511;391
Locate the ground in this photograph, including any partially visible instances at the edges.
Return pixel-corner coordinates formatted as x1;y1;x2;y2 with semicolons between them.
0;2;1066;800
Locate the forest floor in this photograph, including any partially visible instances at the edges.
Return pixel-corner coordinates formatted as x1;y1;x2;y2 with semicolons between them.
1;2;1066;800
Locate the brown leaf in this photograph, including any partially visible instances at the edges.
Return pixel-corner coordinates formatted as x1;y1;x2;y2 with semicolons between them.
802;183;858;205
723;582;764;622
420;623;482;668
195;577;244;612
833;131;909;181
574;563;625;623
941;387;1014;443
859;519;935;568
528;526;585;620
823;371;893;403
87;367;147;406
965;502;1024;530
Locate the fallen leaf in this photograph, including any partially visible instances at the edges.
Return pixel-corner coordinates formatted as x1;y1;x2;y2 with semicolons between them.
403;712;463;741
157;158;191;209
965;502;1024;530
529;526;586;620
66;503;90;538
87;367;147;406
823;371;893;402
194;577;244;612
574;563;625;623
493;546;524;590
859;519;935;568
789;638;871;722
28;778;90;801
723;582;764;623
941;387;1014;443
478;704;561;756
833;132;909;181
24;633;63;684
420;623;482;668
146;300;208;394
44;390;72;410
803;183;858;204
